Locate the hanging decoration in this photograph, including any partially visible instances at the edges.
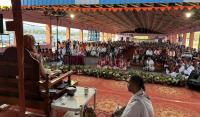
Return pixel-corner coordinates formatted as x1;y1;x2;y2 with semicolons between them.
1;4;200;12
19;6;200;12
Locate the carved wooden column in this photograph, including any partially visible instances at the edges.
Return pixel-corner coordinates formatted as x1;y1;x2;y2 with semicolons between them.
189;32;194;48
183;33;187;46
7;0;25;116
66;27;70;41
45;23;52;47
79;29;83;42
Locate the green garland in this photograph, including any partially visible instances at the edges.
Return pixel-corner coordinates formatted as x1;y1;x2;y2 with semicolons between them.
45;64;187;87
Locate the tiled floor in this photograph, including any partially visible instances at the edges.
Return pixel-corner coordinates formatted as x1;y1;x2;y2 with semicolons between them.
0;75;200;117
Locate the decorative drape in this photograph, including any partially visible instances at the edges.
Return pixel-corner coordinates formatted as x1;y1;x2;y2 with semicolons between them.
20;6;200;12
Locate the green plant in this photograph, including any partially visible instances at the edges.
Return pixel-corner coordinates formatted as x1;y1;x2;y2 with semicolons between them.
59;65;186;87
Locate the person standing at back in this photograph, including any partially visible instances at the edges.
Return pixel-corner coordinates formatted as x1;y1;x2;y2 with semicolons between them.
112;75;154;117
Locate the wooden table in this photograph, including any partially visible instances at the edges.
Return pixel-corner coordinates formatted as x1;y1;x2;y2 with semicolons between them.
51;87;96;117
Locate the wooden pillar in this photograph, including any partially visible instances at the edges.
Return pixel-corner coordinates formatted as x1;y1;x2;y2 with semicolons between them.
13;34;16;46
183;33;187;46
170;35;174;43
10;0;25;116
109;33;111;41
198;34;200;49
45;23;52;46
79;29;83;42
102;32;105;42
106;33;108;42
170;35;173;43
189;32;194;48
104;33;108;43
100;32;103;42
112;34;116;41
172;35;177;43
66;27;70;41
167;35;171;42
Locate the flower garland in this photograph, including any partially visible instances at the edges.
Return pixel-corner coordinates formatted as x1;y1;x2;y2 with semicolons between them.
58;65;187;87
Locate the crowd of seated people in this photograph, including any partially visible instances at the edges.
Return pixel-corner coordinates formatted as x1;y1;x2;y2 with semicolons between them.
132;41;200;79
97;54;130;70
55;40;134;57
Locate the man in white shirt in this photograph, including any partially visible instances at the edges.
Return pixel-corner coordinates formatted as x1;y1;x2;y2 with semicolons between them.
178;60;186;73
111;75;154;117
146;49;153;56
144;57;155;71
183;62;195;79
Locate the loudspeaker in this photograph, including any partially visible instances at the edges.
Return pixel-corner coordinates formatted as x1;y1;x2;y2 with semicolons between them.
0;14;3;34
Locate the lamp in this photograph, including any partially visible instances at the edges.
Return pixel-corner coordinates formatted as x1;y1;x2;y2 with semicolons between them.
44;9;66;61
43;9;75;85
185;12;192;18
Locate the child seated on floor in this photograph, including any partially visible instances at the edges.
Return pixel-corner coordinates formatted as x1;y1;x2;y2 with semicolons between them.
97;56;104;69
103;55;110;69
97;55;108;69
113;56;120;70
119;56;128;70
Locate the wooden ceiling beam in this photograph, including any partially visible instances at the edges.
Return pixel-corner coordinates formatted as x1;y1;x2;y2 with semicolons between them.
122;11;138;30
98;11;131;31
154;11;167;32
126;11;141;28
146;11;151;29
131;11;144;28
112;11;135;30
141;10;148;29
150;11;157;31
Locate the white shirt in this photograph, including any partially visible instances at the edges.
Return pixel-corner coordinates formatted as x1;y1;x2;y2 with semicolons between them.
146;59;154;67
146;50;153;56
101;47;107;53
184;65;195;76
86;46;91;52
178;64;185;73
121;89;154;117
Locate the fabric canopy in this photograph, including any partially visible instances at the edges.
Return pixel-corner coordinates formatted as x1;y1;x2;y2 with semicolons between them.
21;0;192;6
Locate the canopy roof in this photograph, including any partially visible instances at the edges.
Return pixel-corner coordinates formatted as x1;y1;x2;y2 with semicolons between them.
1;1;200;34
21;0;198;6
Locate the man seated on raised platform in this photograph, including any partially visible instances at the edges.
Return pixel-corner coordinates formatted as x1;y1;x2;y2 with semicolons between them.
111;75;154;117
97;55;108;69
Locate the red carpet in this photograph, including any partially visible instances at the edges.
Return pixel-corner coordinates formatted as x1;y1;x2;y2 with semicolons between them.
0;75;200;117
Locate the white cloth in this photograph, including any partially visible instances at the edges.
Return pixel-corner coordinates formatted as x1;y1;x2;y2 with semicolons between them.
121;89;154;117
